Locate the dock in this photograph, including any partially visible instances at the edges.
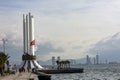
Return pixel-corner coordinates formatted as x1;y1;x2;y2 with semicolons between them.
35;68;84;74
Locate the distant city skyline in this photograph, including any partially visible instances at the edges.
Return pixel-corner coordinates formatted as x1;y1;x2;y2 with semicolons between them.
0;0;120;63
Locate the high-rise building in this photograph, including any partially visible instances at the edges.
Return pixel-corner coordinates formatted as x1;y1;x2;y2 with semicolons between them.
86;55;91;64
93;57;96;64
57;56;60;61
105;59;108;64
96;55;99;64
52;56;56;66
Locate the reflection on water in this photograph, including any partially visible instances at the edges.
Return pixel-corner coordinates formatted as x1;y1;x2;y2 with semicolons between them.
51;64;120;80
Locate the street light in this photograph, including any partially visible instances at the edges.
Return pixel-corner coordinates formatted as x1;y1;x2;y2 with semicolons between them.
1;39;8;54
2;39;8;53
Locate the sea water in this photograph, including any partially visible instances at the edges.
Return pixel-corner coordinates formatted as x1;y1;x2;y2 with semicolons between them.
51;64;120;80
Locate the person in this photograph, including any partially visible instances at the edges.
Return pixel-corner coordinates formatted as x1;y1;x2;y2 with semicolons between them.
0;68;2;76
27;67;29;72
11;64;17;74
32;68;35;73
9;65;12;71
18;68;22;76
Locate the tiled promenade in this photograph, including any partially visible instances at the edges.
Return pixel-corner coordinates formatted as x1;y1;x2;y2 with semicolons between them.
0;72;38;80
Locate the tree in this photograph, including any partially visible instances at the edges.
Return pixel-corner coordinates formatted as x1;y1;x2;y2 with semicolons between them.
65;60;70;68
0;52;10;75
56;60;60;70
56;60;71;70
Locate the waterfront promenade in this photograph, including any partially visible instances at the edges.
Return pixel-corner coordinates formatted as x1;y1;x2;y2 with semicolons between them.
0;72;38;80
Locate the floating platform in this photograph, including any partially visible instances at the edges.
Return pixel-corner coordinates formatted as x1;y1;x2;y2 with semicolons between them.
35;68;84;74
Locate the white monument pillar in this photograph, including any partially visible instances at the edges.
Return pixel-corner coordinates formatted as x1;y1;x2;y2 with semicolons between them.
20;13;43;69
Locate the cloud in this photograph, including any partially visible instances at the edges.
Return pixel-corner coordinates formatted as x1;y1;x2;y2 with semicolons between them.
1;0;120;62
88;32;120;62
0;33;64;63
36;41;64;55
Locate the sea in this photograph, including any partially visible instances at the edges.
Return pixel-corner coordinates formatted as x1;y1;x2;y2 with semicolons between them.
51;64;120;80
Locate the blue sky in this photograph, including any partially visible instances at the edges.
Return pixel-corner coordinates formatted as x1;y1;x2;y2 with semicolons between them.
0;0;120;62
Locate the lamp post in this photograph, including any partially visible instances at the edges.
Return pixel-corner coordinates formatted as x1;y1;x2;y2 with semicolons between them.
2;39;8;54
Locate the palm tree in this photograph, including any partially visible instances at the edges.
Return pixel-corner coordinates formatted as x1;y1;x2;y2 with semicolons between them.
0;52;10;75
65;60;70;68
56;60;60;70
60;61;64;69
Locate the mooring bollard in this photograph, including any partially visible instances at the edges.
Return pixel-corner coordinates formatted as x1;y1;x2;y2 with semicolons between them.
28;78;34;80
37;72;51;80
38;75;51;80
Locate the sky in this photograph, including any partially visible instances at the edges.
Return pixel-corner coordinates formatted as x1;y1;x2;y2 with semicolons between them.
0;0;120;63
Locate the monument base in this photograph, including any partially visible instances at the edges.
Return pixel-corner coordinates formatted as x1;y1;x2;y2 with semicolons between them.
19;54;43;69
